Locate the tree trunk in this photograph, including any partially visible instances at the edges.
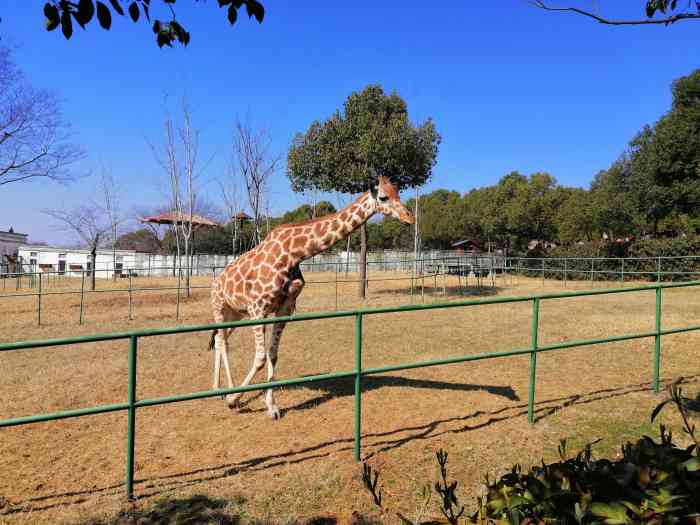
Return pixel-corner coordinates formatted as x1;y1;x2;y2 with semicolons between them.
90;245;97;291
183;235;191;298
359;222;368;299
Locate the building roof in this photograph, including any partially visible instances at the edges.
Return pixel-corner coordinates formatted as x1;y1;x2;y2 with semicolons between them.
18;245;136;256
451;239;481;249
231;211;252;221
0;229;28;237
140;211;218;227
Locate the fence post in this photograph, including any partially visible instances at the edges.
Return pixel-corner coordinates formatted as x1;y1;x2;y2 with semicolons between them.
125;335;138;500
79;270;86;325
37;272;42;326
590;259;595;285
621;258;625;284
541;258;545;286
563;258;568;288
442;262;447;296
657;257;662;283
653;287;662;394
528;297;540;424
354;313;363;461
335;262;339;311
176;268;181;321
128;272;133;321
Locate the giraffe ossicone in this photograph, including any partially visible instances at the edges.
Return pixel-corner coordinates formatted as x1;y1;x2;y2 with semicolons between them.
209;176;415;419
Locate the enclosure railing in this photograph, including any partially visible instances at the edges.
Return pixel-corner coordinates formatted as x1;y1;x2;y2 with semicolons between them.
1;280;699;500
509;255;700;285
0;255;501;326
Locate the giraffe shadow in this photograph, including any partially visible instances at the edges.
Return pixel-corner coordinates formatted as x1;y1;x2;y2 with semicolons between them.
369;284;502;298
238;374;519;415
6;377;697;518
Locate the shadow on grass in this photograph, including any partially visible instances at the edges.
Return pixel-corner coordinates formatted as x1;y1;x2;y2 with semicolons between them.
237;374;520;416
78;494;374;525
81;494;240;525
4;376;698;519
369;284;501;299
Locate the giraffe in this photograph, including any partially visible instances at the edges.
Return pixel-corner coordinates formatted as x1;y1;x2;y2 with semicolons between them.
209;176;416;419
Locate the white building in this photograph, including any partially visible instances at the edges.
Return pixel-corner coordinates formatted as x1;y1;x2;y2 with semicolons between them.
17;245;138;279
1;228;29;275
0;228;29;258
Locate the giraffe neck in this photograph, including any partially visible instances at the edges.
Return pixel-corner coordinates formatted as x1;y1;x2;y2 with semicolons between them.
289;192;375;263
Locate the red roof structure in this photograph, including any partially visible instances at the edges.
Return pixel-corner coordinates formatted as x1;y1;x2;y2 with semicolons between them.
231;211;252;221
140;212;219;227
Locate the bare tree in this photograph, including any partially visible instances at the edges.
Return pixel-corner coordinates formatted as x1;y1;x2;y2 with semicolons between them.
148;99;205;295
43;205;110;291
232;118;279;246
154;111;184;278
99;166;124;280
532;1;700;26
134;204;170;252
219;175;243;255
178;100;200;294
0;45;83;187
413;186;421;277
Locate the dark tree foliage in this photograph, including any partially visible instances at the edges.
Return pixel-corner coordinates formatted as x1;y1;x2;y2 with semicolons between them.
115;228;162;252
38;0;264;48
288;85;440;195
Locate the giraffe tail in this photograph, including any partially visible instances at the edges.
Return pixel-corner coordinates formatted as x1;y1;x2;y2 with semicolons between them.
208;329;217;351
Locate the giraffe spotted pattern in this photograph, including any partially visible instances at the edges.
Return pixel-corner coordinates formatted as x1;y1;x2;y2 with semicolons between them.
209;176;415;419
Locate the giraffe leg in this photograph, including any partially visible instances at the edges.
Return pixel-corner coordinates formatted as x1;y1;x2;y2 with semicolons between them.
265;318;286;420
226;322;267;409
265;278;304;420
212;306;226;391
213;308;240;395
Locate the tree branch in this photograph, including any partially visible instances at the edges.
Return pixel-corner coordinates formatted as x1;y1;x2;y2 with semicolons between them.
532;1;700;25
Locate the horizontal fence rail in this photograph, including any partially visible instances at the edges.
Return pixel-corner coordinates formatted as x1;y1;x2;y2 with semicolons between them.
5;253;700;327
1;280;699;500
0;255;505;326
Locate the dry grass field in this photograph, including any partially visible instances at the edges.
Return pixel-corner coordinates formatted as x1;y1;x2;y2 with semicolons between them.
0;271;698;524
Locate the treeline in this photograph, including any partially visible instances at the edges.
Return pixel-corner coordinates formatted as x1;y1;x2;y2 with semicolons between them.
118;68;700;256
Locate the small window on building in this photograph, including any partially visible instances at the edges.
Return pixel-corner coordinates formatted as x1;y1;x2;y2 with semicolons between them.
116;255;123;261
30;251;38;257
58;253;66;259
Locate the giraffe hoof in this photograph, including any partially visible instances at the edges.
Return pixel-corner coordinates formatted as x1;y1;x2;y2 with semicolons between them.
225;395;240;409
268;406;281;420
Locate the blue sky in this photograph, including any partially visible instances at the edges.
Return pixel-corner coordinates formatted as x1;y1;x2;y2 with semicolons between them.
1;1;698;244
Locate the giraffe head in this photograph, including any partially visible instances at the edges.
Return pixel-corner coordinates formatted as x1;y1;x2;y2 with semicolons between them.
370;176;416;225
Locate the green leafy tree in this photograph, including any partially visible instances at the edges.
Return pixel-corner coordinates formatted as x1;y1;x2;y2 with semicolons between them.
407;190;465;249
589;162;636;239
37;0;264;47
287;84;440;297
115;228;162;252
553;187;595;243
278;201;336;225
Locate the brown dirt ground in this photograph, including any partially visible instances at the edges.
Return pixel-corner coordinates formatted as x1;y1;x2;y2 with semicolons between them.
0;272;698;524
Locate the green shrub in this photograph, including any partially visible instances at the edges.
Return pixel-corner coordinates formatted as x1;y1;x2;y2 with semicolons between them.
516;237;700;282
362;381;700;524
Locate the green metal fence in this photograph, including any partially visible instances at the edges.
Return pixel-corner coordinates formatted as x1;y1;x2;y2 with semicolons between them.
2;280;700;500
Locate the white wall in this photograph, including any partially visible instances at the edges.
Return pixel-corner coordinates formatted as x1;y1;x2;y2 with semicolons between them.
17;246;138;278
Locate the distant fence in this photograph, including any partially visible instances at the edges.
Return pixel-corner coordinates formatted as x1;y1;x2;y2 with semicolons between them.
510;255;700;284
0;255;510;326
1;280;697;500
0;250;503;280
